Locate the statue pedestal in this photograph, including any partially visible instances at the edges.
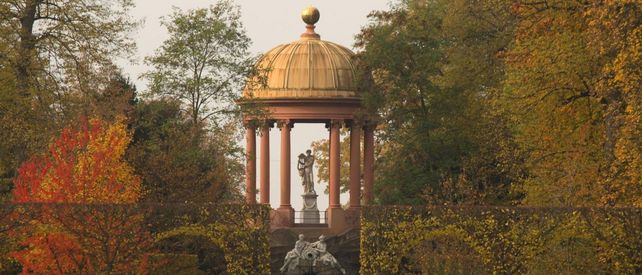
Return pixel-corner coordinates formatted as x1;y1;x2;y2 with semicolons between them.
301;193;320;224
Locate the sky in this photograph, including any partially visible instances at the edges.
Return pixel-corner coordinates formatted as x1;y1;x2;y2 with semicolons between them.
120;0;391;211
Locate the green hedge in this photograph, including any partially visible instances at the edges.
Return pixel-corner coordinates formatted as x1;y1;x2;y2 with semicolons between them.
0;203;271;274
361;206;642;274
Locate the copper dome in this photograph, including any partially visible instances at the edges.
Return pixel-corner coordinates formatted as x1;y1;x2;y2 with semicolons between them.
243;9;358;100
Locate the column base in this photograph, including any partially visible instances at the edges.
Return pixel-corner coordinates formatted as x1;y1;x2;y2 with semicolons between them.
326;207;362;233
271;207;294;229
327;207;346;231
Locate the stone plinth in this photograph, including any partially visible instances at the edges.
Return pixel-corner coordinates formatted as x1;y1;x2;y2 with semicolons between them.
302;193;320;224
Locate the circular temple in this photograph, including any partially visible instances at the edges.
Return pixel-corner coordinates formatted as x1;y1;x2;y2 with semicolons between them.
301;7;320;25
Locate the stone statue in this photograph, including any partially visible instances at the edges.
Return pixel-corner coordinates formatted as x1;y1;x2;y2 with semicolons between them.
311;235;346;274
279;234;346;274
280;234;308;273
297;149;315;194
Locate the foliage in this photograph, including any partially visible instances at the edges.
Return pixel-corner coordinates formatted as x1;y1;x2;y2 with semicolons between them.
361;206;642;274
13;118;140;203
355;0;524;205
10;205;153;274
126;99;243;203
0;0;138;96
154;203;271;274
355;0;641;208
143;0;253;127
0;0;139;201
0;66;50;200
502;0;642;206
92;73;138;123
9;118;151;274
1;203;272;274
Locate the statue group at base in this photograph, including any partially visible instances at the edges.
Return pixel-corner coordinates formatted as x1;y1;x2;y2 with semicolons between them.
280;234;346;274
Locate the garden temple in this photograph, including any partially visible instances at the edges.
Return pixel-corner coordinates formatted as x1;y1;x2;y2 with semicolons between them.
238;7;374;272
239;7;374;232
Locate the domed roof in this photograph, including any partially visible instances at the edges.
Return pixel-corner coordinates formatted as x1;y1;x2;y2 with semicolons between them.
243;8;358;100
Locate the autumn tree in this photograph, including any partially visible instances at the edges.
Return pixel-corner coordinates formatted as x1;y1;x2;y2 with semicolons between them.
587;1;642;206
0;0;139;201
10;118;151;274
143;0;253;127
502;1;642;206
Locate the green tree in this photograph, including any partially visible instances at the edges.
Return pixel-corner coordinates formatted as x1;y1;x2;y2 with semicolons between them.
143;0;253;127
429;0;524;205
127;99;243;203
354;0;523;205
92;72;138;123
0;0;137;99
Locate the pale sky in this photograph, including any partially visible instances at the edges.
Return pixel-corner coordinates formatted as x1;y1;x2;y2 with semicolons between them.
119;0;391;211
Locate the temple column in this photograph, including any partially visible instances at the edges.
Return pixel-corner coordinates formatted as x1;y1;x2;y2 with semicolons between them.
245;123;256;204
329;120;342;208
363;123;375;205
259;123;271;204
349;122;361;208
278;120;292;209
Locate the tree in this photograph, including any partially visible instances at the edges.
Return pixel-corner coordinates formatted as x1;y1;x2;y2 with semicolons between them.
10;118;151;274
92;72;138;123
587;1;642;206
0;0;139;201
12;118;141;203
0;0;138;97
501;1;642;206
126;99;243;203
143;0;253;127
432;0;525;205
354;0;523;205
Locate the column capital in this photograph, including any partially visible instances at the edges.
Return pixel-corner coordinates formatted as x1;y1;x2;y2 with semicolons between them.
325;119;344;130
346;119;367;128
362;120;378;131
258;121;274;137
243;120;259;129
258;120;275;129
277;119;294;130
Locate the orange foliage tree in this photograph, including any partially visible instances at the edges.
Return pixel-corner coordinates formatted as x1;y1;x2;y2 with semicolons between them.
10;118;151;274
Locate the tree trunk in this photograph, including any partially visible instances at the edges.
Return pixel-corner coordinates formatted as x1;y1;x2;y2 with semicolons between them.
15;0;40;97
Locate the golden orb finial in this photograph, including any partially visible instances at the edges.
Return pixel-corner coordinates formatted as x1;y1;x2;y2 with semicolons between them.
301;6;320;25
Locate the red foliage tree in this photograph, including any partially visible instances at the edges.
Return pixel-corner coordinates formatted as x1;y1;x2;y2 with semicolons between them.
12;118;141;203
10;118;151;274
